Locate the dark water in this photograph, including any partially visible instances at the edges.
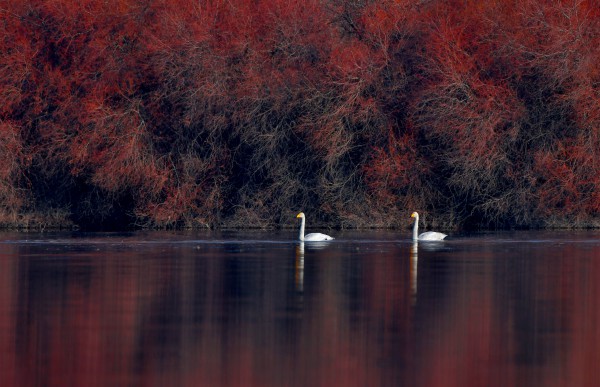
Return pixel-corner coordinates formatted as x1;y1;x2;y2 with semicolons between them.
1;230;600;387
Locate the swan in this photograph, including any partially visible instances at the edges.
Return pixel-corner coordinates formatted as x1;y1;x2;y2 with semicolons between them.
296;212;334;242
411;212;447;241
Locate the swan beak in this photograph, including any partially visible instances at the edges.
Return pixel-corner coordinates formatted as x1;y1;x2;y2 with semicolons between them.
410;213;416;218
296;213;303;218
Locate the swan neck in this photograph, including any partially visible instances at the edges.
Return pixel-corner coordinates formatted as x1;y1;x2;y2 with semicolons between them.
299;216;305;241
412;215;419;241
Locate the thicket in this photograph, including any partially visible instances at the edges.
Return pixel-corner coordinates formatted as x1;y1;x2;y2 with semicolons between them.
1;0;599;229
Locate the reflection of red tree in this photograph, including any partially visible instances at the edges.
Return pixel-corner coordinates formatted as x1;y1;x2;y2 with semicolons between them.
562;254;600;387
0;246;17;387
0;240;600;385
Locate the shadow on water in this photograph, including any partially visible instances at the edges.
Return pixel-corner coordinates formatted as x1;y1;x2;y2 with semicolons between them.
1;230;600;386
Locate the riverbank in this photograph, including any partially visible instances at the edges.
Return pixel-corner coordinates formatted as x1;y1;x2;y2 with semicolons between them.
2;208;600;232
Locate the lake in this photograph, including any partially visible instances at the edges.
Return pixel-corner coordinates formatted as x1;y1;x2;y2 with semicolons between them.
0;230;599;387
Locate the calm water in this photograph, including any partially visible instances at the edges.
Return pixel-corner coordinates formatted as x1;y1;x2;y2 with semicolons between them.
1;230;599;387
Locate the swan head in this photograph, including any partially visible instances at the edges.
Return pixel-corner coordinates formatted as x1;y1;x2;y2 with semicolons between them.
411;212;419;219
296;212;305;219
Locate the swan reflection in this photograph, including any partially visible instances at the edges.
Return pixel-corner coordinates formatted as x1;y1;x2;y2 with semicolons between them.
302;241;332;250
410;242;418;305
418;241;447;252
294;240;332;292
295;242;305;292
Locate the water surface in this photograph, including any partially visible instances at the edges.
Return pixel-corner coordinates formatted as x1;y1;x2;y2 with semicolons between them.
0;230;599;386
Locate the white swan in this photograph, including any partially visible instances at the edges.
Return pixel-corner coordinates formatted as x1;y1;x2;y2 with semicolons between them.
411;212;447;241
296;212;334;242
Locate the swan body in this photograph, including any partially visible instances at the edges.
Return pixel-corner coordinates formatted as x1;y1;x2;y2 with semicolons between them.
411;212;447;241
296;212;334;242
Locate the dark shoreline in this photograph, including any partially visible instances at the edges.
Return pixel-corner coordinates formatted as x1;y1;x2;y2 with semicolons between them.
2;218;600;232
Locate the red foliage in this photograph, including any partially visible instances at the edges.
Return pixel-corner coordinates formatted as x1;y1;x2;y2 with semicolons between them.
1;0;599;228
0;122;26;223
534;138;600;218
364;132;423;208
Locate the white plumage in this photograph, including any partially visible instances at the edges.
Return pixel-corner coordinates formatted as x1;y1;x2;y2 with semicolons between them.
296;212;334;242
411;212;447;241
